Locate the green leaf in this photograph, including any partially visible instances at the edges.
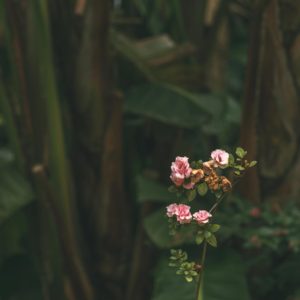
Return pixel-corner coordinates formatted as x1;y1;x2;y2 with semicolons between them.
228;154;235;166
0;166;34;224
185;276;193;282
210;224;221;233
249;161;257;167
197;182;208;196
144;209;188;248
235;165;245;171
136;176;174;203
186;189;196;202
206;234;217;247
170;249;178;256
125;84;222;128
169;262;178;267
152;249;251;300
235;147;247;158
195;235;204;245
204;231;212;239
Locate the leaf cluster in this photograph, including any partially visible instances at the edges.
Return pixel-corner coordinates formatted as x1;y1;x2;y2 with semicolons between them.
195;224;220;247
169;249;199;282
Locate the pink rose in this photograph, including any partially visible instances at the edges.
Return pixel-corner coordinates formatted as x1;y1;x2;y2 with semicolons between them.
183;182;195;190
170;174;184;186
211;149;229;167
176;204;192;224
193;210;212;224
166;203;178;217
170;156;192;186
166;203;192;224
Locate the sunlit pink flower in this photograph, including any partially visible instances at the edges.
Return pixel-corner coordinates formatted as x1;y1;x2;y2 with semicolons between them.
211;149;229;167
193;210;212;224
166;203;178;217
176;204;192;224
170;156;192;186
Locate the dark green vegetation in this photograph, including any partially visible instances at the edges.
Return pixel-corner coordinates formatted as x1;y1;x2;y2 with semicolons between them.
1;0;300;299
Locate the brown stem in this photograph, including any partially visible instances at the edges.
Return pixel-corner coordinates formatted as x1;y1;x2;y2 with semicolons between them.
32;164;94;300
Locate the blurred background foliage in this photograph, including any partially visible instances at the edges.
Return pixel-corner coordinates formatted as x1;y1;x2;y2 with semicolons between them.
1;0;300;299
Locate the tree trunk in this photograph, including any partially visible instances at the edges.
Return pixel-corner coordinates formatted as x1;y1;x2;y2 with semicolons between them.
73;1;131;299
240;0;300;205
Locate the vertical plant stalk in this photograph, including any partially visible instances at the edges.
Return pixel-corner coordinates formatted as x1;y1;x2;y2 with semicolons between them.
0;83;24;169
5;1;34;145
74;0;131;298
196;241;208;300
239;1;268;204
2;3;64;299
26;1;94;299
0;3;26;171
32;165;65;300
195;193;227;300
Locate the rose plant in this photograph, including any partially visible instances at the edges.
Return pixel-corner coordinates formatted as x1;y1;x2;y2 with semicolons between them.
166;147;257;300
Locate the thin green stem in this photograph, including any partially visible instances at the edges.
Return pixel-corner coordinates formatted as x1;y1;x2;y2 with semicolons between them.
209;177;241;214
195;177;241;300
209;195;225;214
196;241;208;300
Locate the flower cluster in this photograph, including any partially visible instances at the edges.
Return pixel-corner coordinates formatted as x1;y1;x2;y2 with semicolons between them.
166;203;211;225
165;147;257;283
169;149;233;199
167;203;192;224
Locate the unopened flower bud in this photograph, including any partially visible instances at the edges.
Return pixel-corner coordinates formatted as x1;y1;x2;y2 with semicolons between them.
221;176;232;192
194;264;202;272
203;160;214;175
191;169;204;183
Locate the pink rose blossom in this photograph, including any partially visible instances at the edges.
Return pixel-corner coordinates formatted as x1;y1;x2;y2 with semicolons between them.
170;174;184;186
211;149;229;167
170;156;192;187
193;210;212;224
176;204;192;224
166;203;192;224
166;203;178;217
183;182;195;190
